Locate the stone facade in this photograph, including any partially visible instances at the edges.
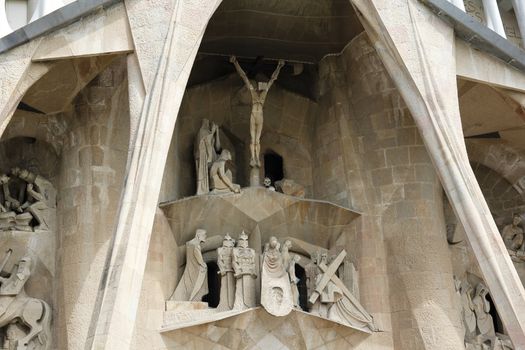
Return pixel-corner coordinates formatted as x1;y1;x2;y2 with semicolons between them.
0;0;524;349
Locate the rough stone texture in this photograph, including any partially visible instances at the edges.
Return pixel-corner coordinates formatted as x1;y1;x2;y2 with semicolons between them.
312;33;463;349
55;57;129;349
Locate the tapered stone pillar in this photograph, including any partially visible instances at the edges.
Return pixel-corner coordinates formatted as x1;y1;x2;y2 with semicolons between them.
86;1;223;349
351;0;525;346
482;0;507;38
0;0;12;38
449;0;466;12
512;0;525;47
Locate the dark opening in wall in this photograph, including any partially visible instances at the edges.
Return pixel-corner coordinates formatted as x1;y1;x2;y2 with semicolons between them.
264;151;283;184
202;262;221;307
295;264;308;311
486;293;504;334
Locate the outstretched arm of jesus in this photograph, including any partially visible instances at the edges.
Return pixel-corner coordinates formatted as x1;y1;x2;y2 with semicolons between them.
261;60;285;101
230;56;254;92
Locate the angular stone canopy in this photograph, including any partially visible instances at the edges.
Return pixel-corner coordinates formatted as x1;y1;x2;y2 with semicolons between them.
160;187;361;250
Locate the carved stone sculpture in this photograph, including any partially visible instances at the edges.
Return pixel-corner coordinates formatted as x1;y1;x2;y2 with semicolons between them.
261;236;293;316
216;234;235;311
309;250;376;332
15;169;56;231
289;254;301;309
210;150;241;194
458;278;514;350
305;252;321;304
195;119;221;195
0;252;51;350
263;177;275;191
230;56;285;168
232;231;257;309
0;170;55;232
473;283;496;339
309;252;341;318
274;179;305;198
460;280;477;339
171;229;208;302
501;214;523;251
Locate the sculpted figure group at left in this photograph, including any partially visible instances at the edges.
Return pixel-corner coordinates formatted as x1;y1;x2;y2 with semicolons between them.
0;169;55;232
194;121;240;196
0;250;52;350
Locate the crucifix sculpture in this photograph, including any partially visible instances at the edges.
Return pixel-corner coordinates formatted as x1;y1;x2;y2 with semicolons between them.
230;56;285;168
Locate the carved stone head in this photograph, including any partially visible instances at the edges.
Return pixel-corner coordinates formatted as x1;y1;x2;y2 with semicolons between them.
269;236;279;250
263;177;272;187
513;214;522;226
476;283;488;298
201;118;210;130
237;231;249;248
284;240;292;250
219;149;232;162
195;229;207;244
18;256;32;277
223;234;235;248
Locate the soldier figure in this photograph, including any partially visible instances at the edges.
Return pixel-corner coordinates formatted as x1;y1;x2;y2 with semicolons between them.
232;231;257;309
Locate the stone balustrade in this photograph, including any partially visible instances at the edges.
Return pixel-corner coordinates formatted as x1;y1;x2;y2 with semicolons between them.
0;0;76;38
448;0;525;46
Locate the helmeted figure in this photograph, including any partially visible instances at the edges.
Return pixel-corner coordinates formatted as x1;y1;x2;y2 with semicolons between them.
472;283;496;339
217;234;236;311
232;231;257;309
171;229;208;302
460;280;477;340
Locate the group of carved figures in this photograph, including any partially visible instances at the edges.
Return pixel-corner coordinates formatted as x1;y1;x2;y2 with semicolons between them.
0;250;52;350
171;229;376;332
194;120;241;196
0;169;55;232
170;229;257;311
456;278;513;350
193;56;287;195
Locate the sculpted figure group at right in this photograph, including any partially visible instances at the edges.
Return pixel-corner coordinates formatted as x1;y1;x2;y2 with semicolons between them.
457;278;514;350
500;214;525;262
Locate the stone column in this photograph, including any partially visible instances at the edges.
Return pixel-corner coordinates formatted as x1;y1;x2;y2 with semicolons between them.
0;0;12;38
449;0;466;12
512;0;525;47
351;0;525;346
482;0;507;38
86;1;222;349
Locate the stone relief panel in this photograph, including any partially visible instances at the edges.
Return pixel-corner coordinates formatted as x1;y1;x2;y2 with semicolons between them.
0;251;52;350
455;277;514;350
160;189;375;335
0;169;56;233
